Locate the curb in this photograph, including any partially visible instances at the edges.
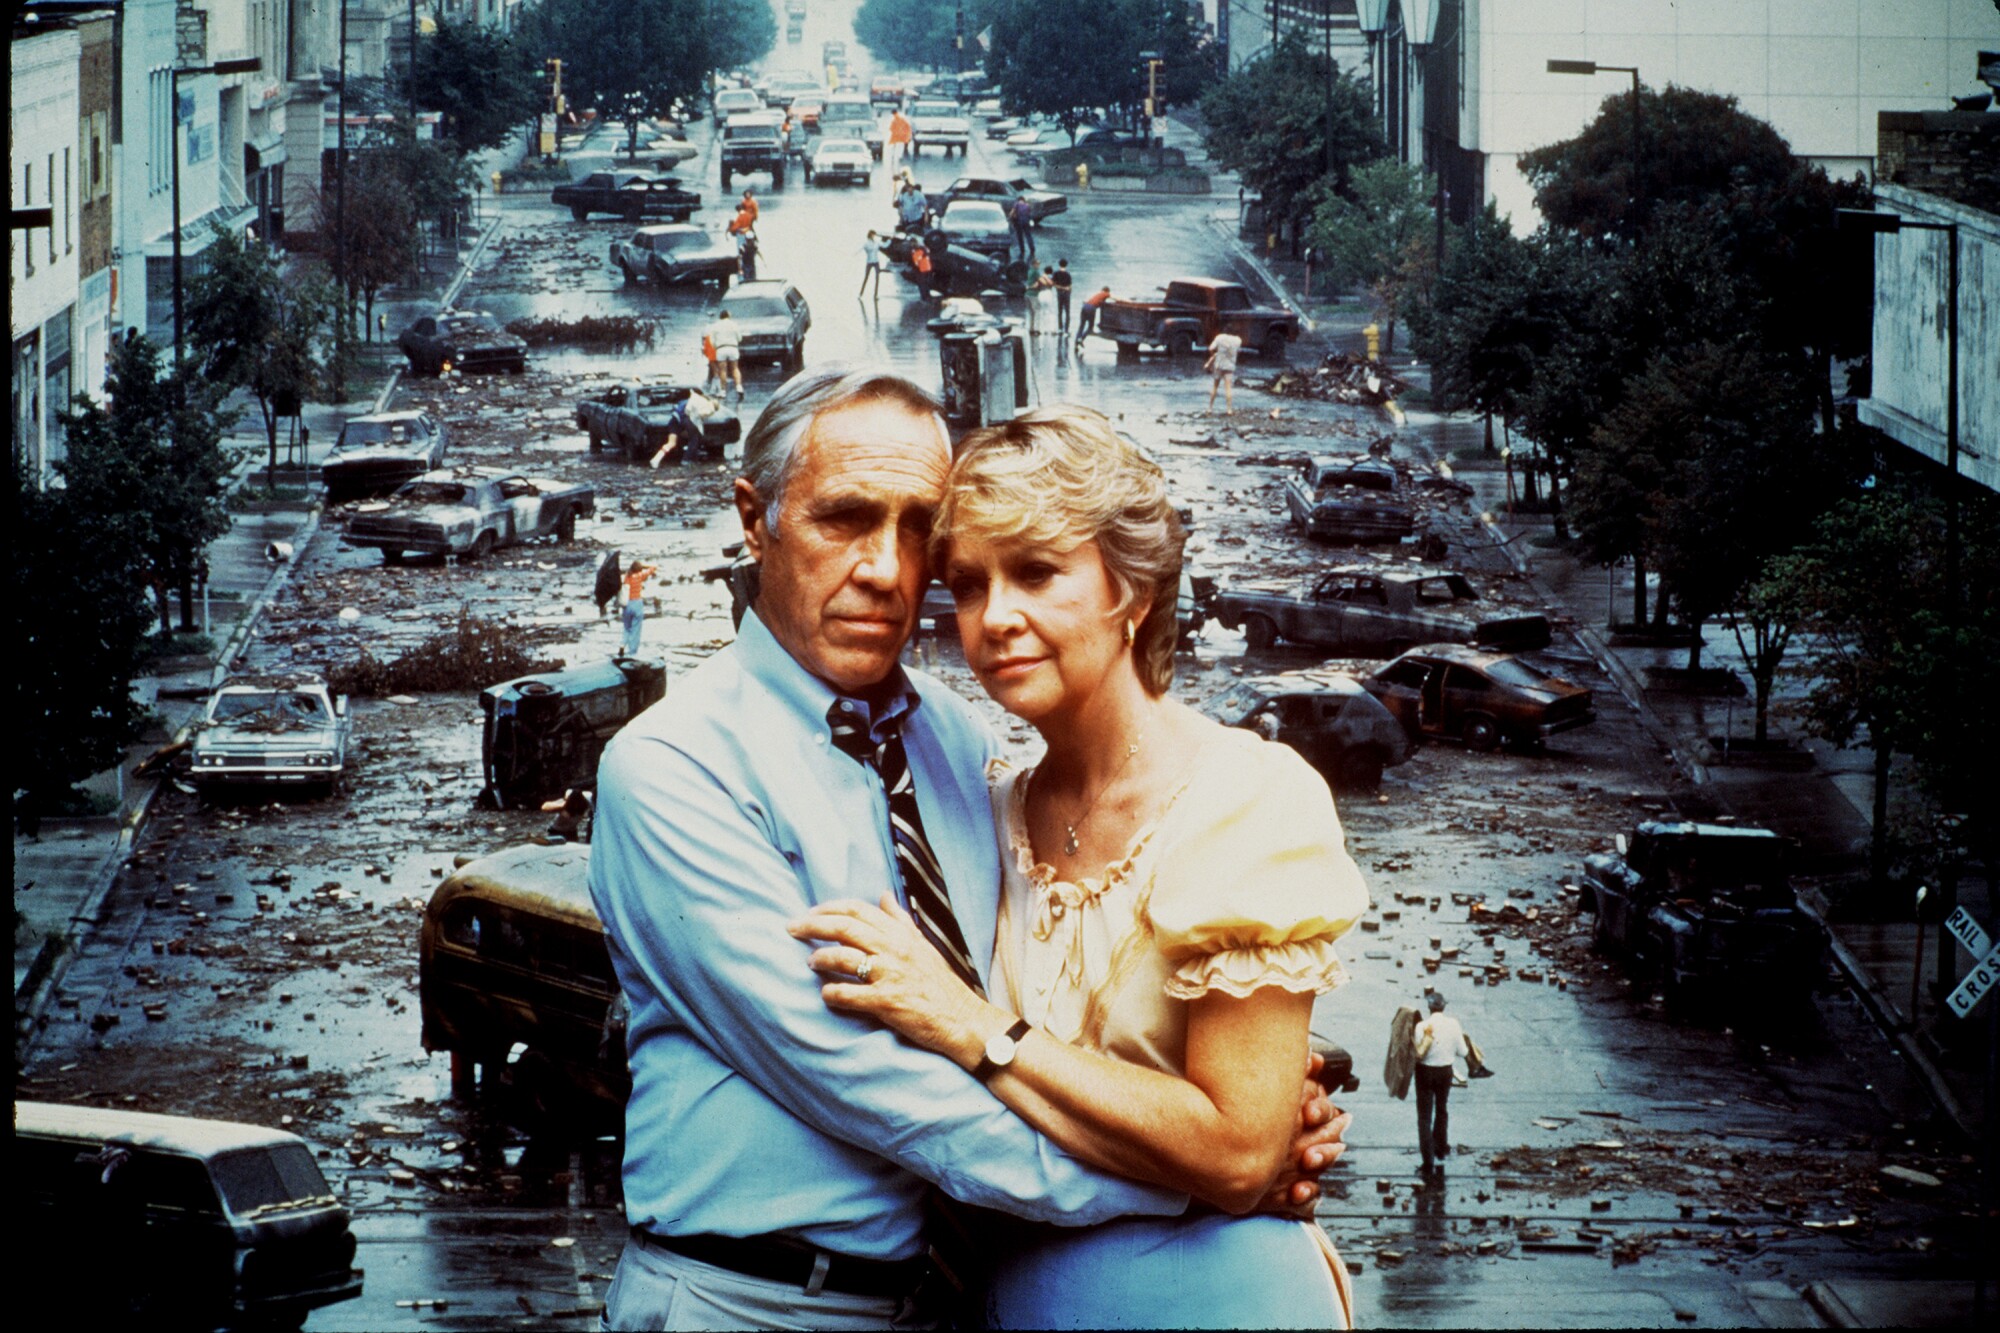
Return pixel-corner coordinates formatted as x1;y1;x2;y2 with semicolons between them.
14;209;503;1063
1208;214;1316;333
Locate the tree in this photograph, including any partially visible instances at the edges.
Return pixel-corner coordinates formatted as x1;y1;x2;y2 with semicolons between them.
11;456;153;834
186;227;336;485
1308;159;1435;353
414;18;539;153
985;0;1217;140
857;0;980;72
1200;32;1382;245
520;0;773;125
1408;204;1540;448
55;333;236;635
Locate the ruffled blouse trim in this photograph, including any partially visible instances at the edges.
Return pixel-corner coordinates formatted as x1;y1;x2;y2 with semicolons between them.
1163;939;1351;1000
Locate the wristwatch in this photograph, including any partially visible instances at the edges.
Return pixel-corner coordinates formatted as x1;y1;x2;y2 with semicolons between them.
973;1018;1033;1083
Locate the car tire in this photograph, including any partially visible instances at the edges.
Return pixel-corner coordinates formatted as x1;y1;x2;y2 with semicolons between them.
1114;340;1139;364
555;510;578;543
467;531;497;562
570;205;589;223
1331;747;1385;794
721;167;733;190
773;167;786;188
861;174;872;187
1243;614;1278;650
588;432;602;453
1590;901;1616;952
1462;714;1501;752
1167;329;1199;359
382;549;408;566
1262;329;1290;362
620;260;637;285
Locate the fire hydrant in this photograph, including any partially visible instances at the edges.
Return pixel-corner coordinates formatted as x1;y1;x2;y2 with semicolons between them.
1075;162;1090;191
1364;322;1381;361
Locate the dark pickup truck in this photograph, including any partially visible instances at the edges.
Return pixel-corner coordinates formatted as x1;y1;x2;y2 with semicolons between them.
551;171;702;223
720;113;788;190
1581;821;1827;1007
344;467;596;563
1094;278;1300;361
575;382;741;462
1212;569;1551;654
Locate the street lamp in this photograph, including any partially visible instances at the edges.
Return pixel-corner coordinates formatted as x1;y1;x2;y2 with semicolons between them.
171;55;263;370
1547;58;1643;227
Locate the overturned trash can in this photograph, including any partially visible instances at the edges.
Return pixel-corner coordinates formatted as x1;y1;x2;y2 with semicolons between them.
941;330;1030;431
479;656;666;809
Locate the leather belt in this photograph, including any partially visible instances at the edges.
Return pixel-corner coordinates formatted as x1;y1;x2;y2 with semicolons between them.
633;1229;929;1299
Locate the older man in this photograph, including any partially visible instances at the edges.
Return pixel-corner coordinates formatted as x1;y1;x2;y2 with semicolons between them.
591;368;1339;1330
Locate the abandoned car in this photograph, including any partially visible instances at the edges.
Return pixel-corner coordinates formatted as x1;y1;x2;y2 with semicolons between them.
479;656;667;811
1581;821;1827;1005
396;309;528;377
1200;674;1412;792
1283;457;1416;544
190;676;353;798
1362;644;1595;751
320;410;447;501
342;468;595;563
1211;568;1552;655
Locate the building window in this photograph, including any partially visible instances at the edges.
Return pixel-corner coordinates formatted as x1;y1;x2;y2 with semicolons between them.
151;68;174;194
63;149;73;254
22;163;33;275
48;154;58;262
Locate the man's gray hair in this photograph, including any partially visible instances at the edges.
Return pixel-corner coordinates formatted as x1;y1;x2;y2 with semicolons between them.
738;366;945;531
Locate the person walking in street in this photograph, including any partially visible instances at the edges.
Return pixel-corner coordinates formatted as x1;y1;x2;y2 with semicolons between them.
1051;258;1073;336
618;559;658;658
736;228;761;283
1009;195;1035;262
1205;329;1244;415
1413;991;1467;1174
1074;284;1111;353
859;229;888;299
700;331;720;395
736;188;760;231
1026;267;1054;336
708;309;743;400
886;105;912;182
894;177;928;232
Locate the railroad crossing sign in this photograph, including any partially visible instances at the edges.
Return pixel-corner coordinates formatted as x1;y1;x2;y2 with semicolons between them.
1944;907;1998;1019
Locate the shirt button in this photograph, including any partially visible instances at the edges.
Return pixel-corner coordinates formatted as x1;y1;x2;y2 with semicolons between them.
814;735;825;746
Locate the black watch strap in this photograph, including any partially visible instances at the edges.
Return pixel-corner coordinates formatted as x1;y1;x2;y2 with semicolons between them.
973;1018;1033;1083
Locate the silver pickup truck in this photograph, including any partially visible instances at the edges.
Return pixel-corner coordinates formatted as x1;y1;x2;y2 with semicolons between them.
191;676;353;797
344;467;596;563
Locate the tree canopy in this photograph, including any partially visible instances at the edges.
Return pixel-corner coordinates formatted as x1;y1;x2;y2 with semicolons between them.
1308;159;1435;352
413;18;540;152
856;0;987;73
985;0;1217;136
519;0;774;119
1201;33;1382;236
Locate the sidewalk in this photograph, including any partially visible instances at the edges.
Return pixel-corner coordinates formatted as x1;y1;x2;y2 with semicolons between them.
12;206;504;1058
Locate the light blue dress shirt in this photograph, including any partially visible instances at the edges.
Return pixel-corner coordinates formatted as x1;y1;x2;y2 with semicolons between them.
589;611;1185;1262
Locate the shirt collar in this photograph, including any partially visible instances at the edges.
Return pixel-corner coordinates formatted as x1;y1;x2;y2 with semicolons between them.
734;608;921;746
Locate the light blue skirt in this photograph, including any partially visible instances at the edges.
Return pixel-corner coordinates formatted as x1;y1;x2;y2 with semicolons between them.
983;1212;1343;1330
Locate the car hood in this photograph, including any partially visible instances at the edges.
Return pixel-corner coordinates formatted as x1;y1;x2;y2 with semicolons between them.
443;332;526;353
326;441;432;463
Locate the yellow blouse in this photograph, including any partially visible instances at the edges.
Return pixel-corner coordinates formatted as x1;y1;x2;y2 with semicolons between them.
988;728;1369;1075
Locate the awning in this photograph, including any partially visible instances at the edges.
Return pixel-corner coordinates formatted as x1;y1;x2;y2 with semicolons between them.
142;205;262;258
245;142;288;172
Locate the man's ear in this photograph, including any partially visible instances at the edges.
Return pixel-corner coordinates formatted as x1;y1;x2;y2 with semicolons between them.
734;478;768;562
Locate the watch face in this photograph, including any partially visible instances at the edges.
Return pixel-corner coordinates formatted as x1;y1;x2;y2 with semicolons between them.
984;1032;1016;1066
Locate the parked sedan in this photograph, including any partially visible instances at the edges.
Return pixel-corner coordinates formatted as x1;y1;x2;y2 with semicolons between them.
1210;568;1551;654
321;410;447;500
807;137;873;187
936;199;1015;261
719;279;812;370
611;224;739;286
1200;673;1412;792
397;309;527;376
1362;645;1595;752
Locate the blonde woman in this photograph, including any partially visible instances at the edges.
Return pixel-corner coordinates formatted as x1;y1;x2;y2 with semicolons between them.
793;405;1365;1328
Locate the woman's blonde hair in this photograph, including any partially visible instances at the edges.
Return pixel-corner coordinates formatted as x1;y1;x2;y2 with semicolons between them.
933;405;1184;695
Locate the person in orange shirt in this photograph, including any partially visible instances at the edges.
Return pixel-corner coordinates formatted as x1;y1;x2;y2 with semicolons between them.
619;559;658;657
885;106;912;184
737;189;759;227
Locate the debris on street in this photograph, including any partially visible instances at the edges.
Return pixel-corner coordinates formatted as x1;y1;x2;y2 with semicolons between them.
1263;352;1410;406
328;613;565;696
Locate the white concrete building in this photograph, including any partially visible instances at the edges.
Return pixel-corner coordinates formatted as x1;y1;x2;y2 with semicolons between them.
11;22;84;482
1366;0;1998;231
1211;1;1373;75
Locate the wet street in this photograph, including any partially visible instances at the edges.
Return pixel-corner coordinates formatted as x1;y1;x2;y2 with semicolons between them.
15;10;1981;1328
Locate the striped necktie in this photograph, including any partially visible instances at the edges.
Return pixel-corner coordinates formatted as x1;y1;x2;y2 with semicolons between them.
828;702;984;995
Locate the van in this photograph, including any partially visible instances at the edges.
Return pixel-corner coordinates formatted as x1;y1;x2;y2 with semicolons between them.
420;843;628;1114
15;1101;363;1327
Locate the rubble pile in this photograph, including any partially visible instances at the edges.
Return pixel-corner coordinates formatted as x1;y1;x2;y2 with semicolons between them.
1264;353;1410;406
328;612;565;696
505;314;659;350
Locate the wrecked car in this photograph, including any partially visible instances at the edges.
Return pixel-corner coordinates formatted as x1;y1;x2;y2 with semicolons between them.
18;1101;364;1326
1210;569;1551;654
480;656;667;810
1200;673;1412;792
610;223;740;287
320;410;447;501
1581;821;1827;1004
190;676;352;798
1283;457;1416;544
420;843;628;1112
342;467;595;563
576;381;741;462
396;309;528;377
550;170;702;223
1362;644;1594;751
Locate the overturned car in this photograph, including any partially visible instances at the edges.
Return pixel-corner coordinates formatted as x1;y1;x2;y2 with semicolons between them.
479;656;667;810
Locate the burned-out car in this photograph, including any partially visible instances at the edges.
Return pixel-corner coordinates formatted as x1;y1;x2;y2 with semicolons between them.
1283;457;1415;544
320;410;447;501
1581;821;1827;1004
1362;644;1594;751
396;309;528;377
420;843;628;1114
1211;569;1551;655
190;676;352;798
1200;673;1412;792
343;467;595;563
479;656;667;810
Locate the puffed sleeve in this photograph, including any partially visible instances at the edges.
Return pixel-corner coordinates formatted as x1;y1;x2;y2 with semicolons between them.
1149;736;1370;1000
